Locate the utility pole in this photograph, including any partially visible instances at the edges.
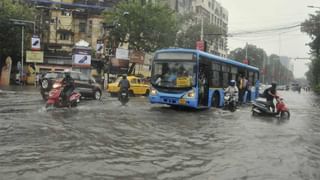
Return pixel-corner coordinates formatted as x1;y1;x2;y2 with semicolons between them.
10;19;35;85
200;16;204;41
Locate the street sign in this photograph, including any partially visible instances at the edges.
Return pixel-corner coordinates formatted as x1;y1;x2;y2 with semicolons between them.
130;51;145;64
26;51;44;63
96;40;104;54
110;57;129;74
196;41;205;51
31;35;41;51
116;48;129;60
73;54;91;67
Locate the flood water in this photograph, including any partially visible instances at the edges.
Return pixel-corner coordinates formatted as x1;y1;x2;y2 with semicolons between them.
0;88;319;180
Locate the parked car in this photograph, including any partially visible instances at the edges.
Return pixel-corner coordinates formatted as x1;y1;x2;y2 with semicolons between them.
40;71;102;100
107;76;150;96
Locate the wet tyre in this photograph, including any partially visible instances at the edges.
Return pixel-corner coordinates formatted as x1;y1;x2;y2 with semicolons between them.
93;90;102;100
280;111;290;119
41;78;50;90
144;89;150;96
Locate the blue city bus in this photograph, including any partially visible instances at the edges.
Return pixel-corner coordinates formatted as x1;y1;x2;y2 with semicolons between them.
149;48;260;109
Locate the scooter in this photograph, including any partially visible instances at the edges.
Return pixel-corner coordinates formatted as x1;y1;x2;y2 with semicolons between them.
46;81;81;109
224;93;238;112
252;96;290;119
119;88;129;105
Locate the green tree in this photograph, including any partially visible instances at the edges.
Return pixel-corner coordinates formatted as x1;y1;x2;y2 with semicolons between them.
228;44;266;70
301;12;320;90
228;45;293;84
0;0;35;64
103;1;177;52
175;18;223;49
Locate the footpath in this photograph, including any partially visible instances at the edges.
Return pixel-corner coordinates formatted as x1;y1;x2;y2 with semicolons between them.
0;85;39;94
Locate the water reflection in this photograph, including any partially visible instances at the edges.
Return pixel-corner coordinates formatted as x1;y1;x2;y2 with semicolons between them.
0;90;319;179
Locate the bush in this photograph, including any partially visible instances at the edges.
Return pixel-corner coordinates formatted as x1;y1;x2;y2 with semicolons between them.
314;84;320;93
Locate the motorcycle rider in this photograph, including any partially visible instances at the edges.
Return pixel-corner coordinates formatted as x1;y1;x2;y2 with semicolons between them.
61;71;75;103
118;74;130;98
264;82;277;112
225;80;239;103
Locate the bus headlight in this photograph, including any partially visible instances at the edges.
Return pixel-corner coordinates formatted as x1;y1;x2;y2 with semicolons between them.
150;88;157;96
184;88;195;98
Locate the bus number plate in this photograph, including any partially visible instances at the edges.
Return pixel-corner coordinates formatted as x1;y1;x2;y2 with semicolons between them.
179;99;186;105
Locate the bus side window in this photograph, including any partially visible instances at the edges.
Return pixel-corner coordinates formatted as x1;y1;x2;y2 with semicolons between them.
221;64;230;88
211;71;220;88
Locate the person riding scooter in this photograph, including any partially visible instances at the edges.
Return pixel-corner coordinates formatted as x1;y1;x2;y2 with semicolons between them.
61;72;75;103
263;82;277;112
118;74;130;98
225;80;239;103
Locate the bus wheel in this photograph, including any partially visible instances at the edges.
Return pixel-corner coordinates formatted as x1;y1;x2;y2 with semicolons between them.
211;92;220;107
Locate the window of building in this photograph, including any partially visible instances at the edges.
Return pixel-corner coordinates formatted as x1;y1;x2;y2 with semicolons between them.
59;33;69;40
79;22;86;33
61;11;71;16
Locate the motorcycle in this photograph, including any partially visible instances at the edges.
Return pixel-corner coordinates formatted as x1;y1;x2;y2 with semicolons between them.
224;93;238;112
252;96;290;119
45;81;81;109
119;89;129;105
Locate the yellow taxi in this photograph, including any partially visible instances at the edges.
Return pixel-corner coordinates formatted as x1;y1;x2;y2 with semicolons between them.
107;76;150;96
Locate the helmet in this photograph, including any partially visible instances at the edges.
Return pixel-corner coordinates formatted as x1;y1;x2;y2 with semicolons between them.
65;72;71;79
122;74;127;79
271;82;277;88
230;80;236;86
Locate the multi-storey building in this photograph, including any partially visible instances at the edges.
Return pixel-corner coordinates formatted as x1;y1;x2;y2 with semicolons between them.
160;0;228;57
192;0;228;57
25;0;117;72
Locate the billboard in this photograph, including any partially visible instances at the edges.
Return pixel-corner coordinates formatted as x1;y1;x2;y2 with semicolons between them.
72;47;91;68
26;51;44;63
130;51;145;64
116;48;129;60
73;54;91;67
109;57;129;74
31;36;41;51
96;40;104;54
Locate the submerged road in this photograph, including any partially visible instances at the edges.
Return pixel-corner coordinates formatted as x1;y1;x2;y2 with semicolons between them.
0;87;319;180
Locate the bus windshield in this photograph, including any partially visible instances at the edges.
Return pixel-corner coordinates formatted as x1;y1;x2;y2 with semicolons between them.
151;61;197;88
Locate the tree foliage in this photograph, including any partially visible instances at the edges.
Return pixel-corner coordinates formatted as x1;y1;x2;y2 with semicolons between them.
0;0;35;63
301;11;320;90
103;1;178;52
176;22;222;49
228;44;293;84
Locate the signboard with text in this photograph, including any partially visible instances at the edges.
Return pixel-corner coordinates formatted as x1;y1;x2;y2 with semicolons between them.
116;48;129;60
26;51;44;63
109;57;129;74
130;51;145;64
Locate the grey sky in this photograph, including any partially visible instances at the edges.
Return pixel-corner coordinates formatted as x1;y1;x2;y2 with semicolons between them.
220;0;319;78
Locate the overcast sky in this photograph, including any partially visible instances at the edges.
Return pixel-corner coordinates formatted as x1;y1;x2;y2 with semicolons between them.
219;0;320;78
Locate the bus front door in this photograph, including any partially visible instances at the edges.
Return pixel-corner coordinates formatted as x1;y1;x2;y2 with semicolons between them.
198;65;209;106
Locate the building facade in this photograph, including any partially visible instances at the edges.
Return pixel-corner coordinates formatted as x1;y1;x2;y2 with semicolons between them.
192;0;228;57
25;0;116;72
162;0;228;57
